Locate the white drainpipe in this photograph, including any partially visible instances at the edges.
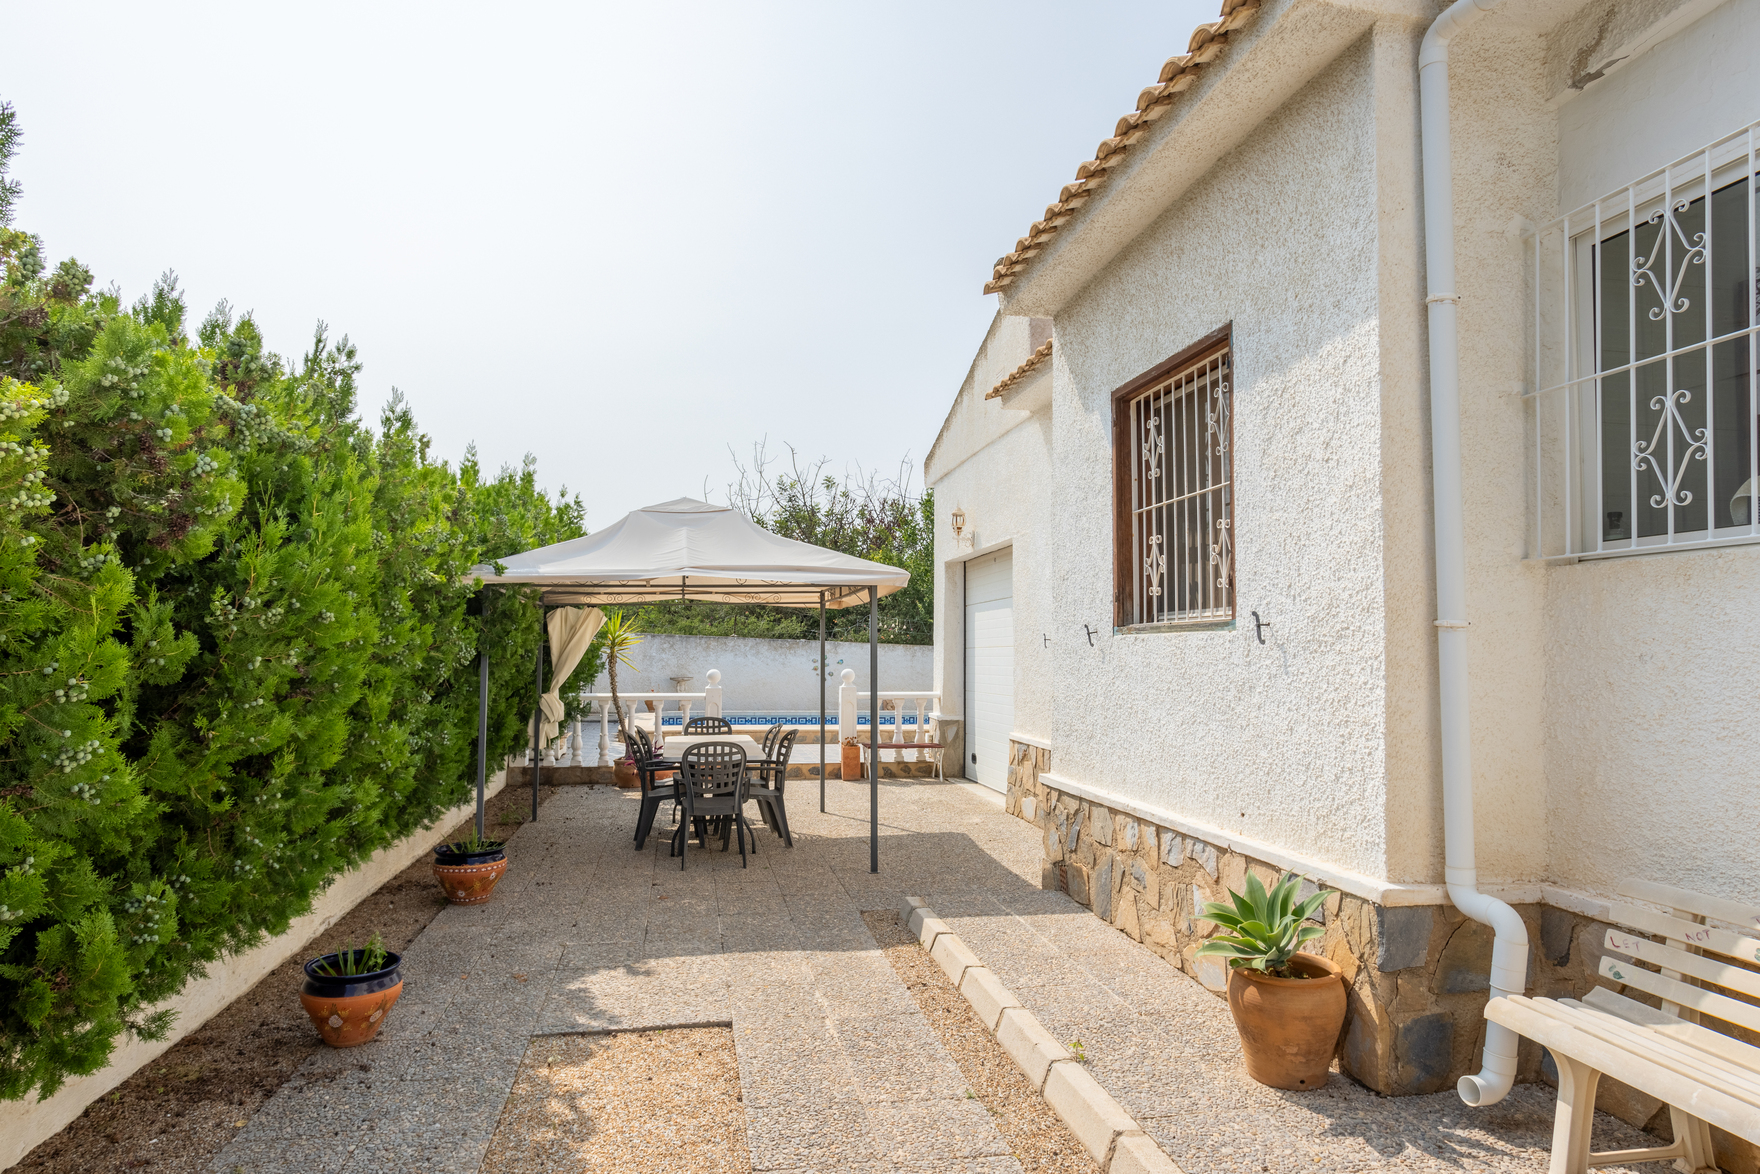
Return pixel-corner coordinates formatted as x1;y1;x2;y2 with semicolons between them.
1420;0;1530;1109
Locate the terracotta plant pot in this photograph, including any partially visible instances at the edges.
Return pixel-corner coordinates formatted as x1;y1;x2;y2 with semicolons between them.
840;745;863;780
300;950;403;1048
1225;951;1347;1090
432;842;507;905
613;759;641;789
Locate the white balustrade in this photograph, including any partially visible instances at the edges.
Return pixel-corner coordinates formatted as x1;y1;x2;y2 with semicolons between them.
703;668;722;717
575;668;725;765
838;669;858;738
857;691;942;760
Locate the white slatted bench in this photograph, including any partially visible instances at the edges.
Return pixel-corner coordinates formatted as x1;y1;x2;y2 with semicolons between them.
1485;879;1760;1174
859;714;960;781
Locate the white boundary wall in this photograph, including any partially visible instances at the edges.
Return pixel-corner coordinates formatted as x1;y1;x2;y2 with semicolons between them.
585;633;931;714
0;769;507;1170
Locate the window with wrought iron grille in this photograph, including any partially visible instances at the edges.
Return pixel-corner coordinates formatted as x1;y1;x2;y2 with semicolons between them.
1529;121;1759;559
1112;332;1234;628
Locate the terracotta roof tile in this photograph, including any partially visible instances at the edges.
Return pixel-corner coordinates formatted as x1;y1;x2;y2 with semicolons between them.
983;0;1261;295
984;339;1055;400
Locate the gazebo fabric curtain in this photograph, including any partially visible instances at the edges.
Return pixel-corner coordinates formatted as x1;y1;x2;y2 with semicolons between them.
534;605;604;744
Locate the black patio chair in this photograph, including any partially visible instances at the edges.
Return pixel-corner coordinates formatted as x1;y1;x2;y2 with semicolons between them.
744;726;797;847
629;727;681;851
673;741;753;870
758;721;786;761
684;715;733;734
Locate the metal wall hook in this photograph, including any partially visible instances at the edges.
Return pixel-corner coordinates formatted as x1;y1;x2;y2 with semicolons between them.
1083;624;1097;647
1251;611;1271;645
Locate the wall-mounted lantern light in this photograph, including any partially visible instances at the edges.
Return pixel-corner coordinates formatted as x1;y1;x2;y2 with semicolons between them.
950;507;966;536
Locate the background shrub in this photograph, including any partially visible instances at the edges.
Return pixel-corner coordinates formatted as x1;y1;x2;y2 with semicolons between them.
0;108;589;1100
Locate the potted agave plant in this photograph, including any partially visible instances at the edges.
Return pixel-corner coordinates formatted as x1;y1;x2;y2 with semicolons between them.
432;828;507;905
300;932;402;1048
1195;871;1346;1090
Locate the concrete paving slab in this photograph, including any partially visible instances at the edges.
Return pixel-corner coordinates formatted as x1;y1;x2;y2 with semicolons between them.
743;1099;876;1172
832;1012;968;1104
863;1097;1017;1165
225;779;1667;1174
204;1133;354;1174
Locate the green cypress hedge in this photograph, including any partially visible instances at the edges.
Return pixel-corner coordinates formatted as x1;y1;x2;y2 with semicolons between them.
0;186;588;1097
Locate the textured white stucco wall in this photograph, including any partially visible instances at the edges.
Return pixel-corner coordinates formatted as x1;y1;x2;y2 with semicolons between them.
1542;550;1760;900
1048;36;1396;883
1555;0;1753;211
935;0;1754;903
926;314;1058;765
1432;17;1559;889
583;632;931;714
1537;0;1760;903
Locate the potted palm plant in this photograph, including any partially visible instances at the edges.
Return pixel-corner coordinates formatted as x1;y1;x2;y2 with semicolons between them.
1195;871;1346;1090
300;932;402;1048
432;827;507;904
598;609;643;787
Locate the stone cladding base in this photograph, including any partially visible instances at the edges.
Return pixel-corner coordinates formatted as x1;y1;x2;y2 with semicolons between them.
1004;739;1760;1172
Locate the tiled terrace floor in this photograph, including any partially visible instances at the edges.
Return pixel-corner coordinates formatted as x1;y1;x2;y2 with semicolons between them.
208;778;1656;1174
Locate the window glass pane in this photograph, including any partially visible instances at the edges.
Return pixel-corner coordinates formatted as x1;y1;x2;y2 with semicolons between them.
1128;349;1231;623
1598;176;1753;539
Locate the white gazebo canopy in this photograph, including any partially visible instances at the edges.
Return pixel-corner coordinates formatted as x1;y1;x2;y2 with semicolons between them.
468;497;910;607
466;497;910;874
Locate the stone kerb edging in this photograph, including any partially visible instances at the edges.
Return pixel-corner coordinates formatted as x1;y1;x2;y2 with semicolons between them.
899;896;1184;1174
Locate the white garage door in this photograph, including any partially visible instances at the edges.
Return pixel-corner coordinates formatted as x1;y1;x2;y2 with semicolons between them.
963;548;1014;793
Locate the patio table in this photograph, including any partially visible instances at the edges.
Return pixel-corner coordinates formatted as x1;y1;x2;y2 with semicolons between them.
657;735;795;857
657;734;763;759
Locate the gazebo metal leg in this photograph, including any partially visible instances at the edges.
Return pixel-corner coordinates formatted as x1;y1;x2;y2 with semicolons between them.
476;652;489;841
531;614;546;822
819;591;826;814
869;584;878;875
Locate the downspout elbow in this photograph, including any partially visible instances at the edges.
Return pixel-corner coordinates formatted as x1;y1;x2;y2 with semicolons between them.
1446;878;1530;1105
1420;0;1501;68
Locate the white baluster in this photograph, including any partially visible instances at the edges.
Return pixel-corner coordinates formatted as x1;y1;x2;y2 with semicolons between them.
704;669;723;718
668;677;692;737
597;700;612;767
838;669;857;740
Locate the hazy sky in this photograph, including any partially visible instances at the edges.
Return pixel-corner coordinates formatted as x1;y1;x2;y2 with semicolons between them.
4;1;1217;526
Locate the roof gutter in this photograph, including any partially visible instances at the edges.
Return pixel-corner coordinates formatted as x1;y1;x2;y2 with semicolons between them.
1419;0;1530;1109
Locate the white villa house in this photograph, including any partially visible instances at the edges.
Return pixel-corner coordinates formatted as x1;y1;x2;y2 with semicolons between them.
925;0;1760;1151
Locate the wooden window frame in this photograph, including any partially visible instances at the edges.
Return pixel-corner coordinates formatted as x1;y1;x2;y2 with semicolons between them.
1111;324;1235;632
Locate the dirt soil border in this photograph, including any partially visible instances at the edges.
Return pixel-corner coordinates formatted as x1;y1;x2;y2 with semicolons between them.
6;783;562;1174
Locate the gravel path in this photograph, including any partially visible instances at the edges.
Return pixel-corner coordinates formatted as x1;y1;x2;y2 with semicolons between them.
194;774;1656;1174
924;887;1661;1174
205;777;1042;1173
480;1028;751;1173
863;910;1100;1174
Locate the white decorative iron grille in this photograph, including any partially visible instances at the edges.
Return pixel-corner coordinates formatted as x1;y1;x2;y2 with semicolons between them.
1127;348;1233;624
1529;120;1759;559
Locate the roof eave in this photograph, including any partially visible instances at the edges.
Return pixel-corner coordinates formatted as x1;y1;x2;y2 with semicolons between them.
992;0;1404;318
